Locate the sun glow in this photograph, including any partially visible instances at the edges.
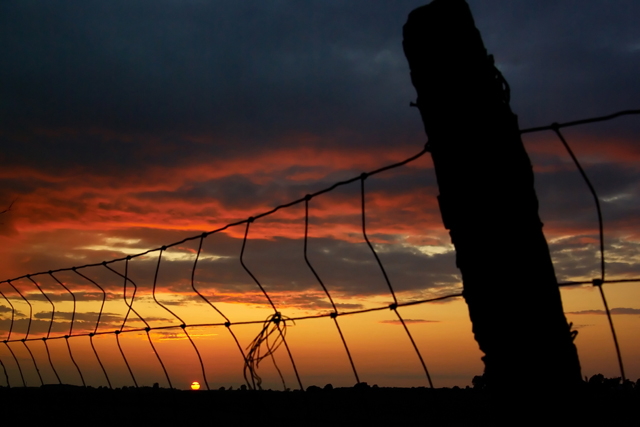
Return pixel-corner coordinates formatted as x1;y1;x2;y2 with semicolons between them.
191;381;201;390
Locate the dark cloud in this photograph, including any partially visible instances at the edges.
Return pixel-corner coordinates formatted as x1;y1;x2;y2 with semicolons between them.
0;0;638;316
2;1;637;171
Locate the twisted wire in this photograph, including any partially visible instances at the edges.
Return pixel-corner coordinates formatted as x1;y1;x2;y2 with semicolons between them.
240;219;304;391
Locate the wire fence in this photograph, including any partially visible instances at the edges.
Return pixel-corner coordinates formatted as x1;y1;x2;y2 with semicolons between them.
0;109;639;390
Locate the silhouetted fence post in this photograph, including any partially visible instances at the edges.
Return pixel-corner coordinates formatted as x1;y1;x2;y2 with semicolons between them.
403;0;582;389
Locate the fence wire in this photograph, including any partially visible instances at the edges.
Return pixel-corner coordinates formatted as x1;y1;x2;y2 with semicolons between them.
0;109;639;389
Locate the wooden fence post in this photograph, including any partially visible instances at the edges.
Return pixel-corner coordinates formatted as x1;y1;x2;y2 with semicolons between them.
402;0;582;389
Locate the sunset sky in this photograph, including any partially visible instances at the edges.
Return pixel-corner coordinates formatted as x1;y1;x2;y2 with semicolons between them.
1;0;639;390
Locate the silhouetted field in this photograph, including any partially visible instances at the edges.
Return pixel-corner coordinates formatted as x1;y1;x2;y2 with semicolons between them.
2;381;638;426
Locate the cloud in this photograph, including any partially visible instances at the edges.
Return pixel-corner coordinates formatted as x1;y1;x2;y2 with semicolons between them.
566;308;640;315
378;319;439;325
151;331;219;341
0;1;638;326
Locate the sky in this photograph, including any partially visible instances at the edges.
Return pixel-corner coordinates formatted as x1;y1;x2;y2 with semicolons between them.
1;0;639;390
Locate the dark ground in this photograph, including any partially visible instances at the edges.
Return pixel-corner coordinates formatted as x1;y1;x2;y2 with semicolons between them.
1;383;638;426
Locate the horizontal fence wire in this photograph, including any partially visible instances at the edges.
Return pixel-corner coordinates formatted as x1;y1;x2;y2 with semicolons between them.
0;109;639;390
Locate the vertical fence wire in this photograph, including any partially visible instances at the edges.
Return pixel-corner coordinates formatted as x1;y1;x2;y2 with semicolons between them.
552;125;625;381
106;257;172;388
7;280;43;386
304;195;361;384
27;275;61;384
49;271;85;386
104;259;141;387
150;248;184;390
0;110;636;390
190;234;253;389
73;268;112;389
115;331;137;388
360;175;434;388
240;219;304;391
0;357;9;388
0;288;25;387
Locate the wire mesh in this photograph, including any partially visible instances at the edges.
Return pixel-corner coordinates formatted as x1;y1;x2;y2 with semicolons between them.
0;109;638;389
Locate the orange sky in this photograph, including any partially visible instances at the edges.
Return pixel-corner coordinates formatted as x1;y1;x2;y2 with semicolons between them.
2;0;640;390
2;131;640;389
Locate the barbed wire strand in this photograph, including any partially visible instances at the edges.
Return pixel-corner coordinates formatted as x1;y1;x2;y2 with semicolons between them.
73;268;113;389
361;175;434;388
190;235;254;390
1;288;25;387
304;195;361;384
26;275;61;385
49;272;86;386
551;126;625;382
8;280;43;386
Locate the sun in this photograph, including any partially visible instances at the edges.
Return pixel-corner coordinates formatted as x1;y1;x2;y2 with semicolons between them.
191;381;201;390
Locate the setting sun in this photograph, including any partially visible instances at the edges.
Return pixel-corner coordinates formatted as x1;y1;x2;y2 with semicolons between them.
191;381;201;391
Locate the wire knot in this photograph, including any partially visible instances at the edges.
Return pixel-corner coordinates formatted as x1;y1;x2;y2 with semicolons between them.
389;303;398;310
224;321;231;328
360;172;368;180
180;324;186;329
244;312;294;390
145;327;151;332
592;278;604;287
330;312;338;319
